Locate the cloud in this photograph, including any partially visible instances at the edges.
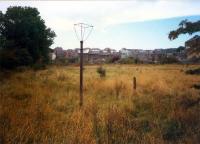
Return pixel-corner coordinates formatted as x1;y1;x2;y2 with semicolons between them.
1;1;199;30
35;1;200;32
102;1;200;27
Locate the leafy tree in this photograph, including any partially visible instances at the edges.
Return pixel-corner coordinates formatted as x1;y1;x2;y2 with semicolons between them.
0;6;56;69
169;19;200;40
0;11;5;49
168;20;200;57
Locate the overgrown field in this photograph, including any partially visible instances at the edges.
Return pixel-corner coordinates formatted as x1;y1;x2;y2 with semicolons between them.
0;64;200;144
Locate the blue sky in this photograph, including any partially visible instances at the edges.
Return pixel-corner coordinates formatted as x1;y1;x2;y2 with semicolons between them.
103;15;200;50
0;1;200;50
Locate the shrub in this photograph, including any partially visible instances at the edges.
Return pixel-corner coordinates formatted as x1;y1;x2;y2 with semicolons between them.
54;58;69;66
192;84;200;89
106;55;120;63
97;66;106;77
32;63;46;71
159;56;179;64
119;57;135;64
153;55;178;64
185;68;200;75
119;57;142;64
15;66;29;72
0;48;33;69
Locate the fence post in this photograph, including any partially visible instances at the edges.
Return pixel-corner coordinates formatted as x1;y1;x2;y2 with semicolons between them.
133;77;136;90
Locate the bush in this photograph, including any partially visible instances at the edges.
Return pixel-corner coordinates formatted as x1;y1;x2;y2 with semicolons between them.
54;58;69;66
119;58;135;64
119;57;141;64
159;56;179;64
32;63;46;71
97;66;106;77
192;84;200;89
0;48;33;69
106;55;120;63
185;68;200;75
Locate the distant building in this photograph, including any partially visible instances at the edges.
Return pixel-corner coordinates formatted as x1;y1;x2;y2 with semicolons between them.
51;46;190;64
120;48;134;58
50;53;56;60
54;47;65;58
137;50;153;63
119;47;187;63
103;48;117;54
49;48;56;61
75;48;118;64
152;48;187;63
64;49;78;59
120;48;153;63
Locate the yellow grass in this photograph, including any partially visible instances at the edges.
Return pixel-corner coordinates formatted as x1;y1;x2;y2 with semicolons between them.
0;64;200;143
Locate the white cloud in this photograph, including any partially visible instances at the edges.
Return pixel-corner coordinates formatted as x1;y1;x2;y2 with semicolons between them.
1;1;199;30
36;1;200;32
102;1;200;27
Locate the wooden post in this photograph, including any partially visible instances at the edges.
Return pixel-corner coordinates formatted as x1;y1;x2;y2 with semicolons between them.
80;40;83;107
133;77;136;90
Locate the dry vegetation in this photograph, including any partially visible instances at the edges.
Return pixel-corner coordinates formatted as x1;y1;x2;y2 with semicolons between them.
0;64;200;144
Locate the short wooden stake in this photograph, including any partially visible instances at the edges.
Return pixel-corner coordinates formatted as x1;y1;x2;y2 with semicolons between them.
133;77;136;90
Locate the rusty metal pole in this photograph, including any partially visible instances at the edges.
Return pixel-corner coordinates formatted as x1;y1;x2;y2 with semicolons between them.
74;23;93;107
80;40;83;107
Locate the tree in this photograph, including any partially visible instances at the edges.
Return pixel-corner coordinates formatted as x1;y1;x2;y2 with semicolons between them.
168;20;200;57
169;19;200;40
0;6;56;69
0;11;5;49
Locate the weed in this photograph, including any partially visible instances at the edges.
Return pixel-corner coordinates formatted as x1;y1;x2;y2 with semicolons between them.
97;66;106;77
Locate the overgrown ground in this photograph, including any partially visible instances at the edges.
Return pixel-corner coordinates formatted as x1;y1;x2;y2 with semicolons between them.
0;64;200;144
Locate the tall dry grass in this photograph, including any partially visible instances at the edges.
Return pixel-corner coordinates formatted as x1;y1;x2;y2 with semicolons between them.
0;64;200;143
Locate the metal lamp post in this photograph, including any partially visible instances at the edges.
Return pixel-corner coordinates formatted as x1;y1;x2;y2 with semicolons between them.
74;23;93;107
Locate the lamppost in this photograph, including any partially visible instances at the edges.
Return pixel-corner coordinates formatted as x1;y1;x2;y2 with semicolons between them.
74;23;93;107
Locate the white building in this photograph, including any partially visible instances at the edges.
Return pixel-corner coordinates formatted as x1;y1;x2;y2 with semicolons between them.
49;51;56;61
120;48;134;58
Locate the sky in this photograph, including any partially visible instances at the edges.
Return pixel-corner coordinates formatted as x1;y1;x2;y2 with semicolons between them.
0;0;200;50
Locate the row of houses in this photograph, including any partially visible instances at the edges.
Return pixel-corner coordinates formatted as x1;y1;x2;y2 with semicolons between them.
50;35;200;64
50;47;187;64
120;47;187;63
51;47;119;64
